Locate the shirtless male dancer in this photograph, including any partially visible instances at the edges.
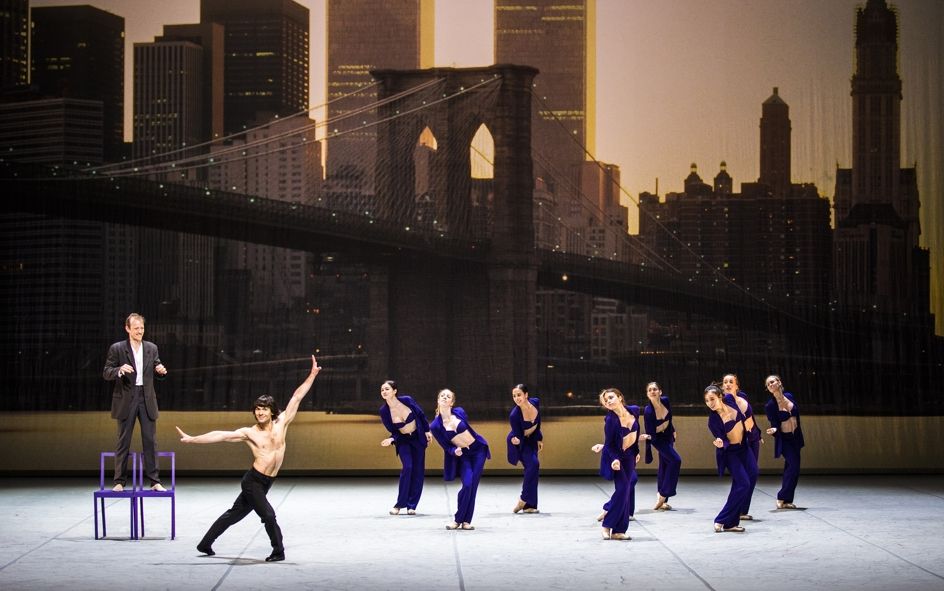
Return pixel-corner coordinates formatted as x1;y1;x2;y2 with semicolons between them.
176;355;321;562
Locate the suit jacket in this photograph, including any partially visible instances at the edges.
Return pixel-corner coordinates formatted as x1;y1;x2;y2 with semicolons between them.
103;339;162;420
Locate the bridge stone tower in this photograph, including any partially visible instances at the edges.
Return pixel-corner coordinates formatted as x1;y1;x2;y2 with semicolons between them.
369;65;538;403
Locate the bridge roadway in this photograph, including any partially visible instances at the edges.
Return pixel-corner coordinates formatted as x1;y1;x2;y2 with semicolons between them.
0;162;862;336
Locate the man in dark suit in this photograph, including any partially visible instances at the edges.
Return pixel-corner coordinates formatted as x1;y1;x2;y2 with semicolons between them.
103;313;168;492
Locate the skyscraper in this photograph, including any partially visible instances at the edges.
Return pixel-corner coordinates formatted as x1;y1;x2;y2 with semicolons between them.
495;0;595;194
833;0;927;314
157;22;224;143
30;5;124;161
133;36;214;324
0;0;29;91
759;87;791;199
200;0;309;136
325;0;434;190
132;39;204;164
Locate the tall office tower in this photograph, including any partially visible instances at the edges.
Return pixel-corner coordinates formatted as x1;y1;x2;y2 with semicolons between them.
132;39;204;165
495;0;595;194
30;6;124;161
833;0;927;314
325;0;434;192
200;0;309;136
132;37;214;324
759;87;791;198
157;23;224;143
0;0;29;91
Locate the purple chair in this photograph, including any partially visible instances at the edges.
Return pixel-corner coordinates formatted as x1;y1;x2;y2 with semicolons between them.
134;451;175;540
93;451;139;539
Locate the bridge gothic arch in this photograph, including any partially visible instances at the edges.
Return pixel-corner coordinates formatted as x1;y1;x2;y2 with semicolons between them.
369;65;539;401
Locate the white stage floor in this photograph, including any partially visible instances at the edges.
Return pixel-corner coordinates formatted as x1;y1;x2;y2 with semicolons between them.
1;475;942;590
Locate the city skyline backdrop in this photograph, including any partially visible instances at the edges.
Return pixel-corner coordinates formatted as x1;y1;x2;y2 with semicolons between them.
28;0;944;331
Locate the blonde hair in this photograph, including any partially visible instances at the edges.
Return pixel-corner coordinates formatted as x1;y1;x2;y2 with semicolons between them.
435;388;456;416
125;312;145;327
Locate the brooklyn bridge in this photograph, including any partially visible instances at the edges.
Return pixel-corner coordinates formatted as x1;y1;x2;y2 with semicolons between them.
1;65;939;413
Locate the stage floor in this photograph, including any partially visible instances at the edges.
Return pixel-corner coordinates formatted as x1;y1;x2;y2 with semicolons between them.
1;475;942;590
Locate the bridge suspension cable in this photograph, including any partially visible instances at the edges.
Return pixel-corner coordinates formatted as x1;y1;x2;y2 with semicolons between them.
531;91;807;321
93;78;445;178
527;89;854;333
90;76;501;192
87;81;383;174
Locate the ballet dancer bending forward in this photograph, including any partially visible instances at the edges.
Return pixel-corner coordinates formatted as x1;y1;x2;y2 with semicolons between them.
177;355;321;562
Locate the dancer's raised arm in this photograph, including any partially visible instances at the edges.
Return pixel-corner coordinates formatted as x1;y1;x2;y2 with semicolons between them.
281;355;321;425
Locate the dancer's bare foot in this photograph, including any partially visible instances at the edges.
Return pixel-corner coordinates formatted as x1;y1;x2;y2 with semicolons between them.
715;523;745;533
513;499;526;513
596;510;607;522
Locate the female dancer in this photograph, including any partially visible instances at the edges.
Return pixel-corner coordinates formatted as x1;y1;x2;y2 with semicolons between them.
764;374;805;509
705;384;756;533
721;373;761;520
643;381;681;511
379;380;431;515
597;387;639;540
429;388;490;530
507;384;543;514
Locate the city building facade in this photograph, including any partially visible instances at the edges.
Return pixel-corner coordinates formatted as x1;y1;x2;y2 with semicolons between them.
495;0;594;196
0;0;29;91
833;0;928;315
30;5;124;160
200;0;309;136
325;0;434;192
